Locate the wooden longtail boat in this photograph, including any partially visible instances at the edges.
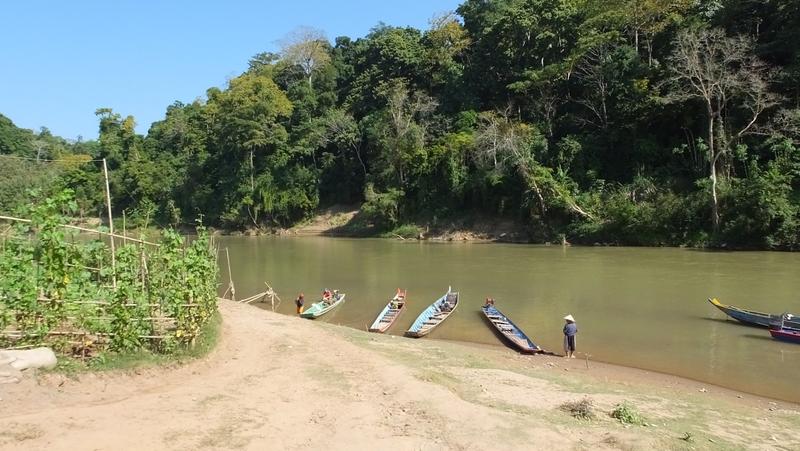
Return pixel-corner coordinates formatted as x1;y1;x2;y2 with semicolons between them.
770;328;800;344
368;289;407;333
405;287;458;338
769;314;800;344
300;292;346;319
481;304;541;353
707;298;782;328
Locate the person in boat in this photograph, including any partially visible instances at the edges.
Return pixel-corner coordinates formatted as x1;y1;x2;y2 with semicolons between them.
563;314;577;359
439;299;450;312
322;289;332;303
295;293;305;314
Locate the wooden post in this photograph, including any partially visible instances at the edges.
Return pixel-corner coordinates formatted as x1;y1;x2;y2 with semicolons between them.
225;247;235;301
103;158;117;290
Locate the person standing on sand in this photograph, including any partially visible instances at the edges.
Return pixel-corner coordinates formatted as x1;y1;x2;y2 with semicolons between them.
563;315;577;358
295;293;305;314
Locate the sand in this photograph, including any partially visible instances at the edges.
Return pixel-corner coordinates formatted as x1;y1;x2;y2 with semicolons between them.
1;300;798;450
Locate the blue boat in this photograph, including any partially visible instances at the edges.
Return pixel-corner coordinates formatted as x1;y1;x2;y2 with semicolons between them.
707;298;782;328
405;287;458;338
481;304;541;353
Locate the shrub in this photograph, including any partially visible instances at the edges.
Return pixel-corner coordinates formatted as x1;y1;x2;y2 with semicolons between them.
560;398;595;420
610;402;646;425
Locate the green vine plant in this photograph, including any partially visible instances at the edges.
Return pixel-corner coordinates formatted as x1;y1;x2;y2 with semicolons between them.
0;189;219;358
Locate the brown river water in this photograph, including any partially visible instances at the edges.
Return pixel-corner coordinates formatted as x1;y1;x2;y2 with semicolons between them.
218;236;800;403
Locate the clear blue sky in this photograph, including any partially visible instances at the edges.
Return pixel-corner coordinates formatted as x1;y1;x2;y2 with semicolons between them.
0;0;462;140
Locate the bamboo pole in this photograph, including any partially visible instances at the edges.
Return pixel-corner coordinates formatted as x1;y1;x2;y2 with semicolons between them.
0;215;159;246
103;158;117;290
225;247;235;301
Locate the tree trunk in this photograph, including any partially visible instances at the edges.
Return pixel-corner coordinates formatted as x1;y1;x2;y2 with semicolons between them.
521;165;547;217
249;149;255;193
351;144;367;176
707;103;720;232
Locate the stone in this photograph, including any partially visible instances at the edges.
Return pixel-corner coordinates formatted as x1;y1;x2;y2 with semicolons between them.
0;347;57;371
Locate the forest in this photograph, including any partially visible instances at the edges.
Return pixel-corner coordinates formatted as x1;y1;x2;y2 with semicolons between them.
1;0;799;249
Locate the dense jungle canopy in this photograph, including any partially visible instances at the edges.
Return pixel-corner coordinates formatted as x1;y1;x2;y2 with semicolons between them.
2;0;800;248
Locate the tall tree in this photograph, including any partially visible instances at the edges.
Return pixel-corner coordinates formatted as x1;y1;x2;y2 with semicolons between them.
279;26;332;86
666;28;779;231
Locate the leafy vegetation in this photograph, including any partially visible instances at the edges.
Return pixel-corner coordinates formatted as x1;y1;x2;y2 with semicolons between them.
0;190;218;357
3;1;800;249
611;402;646;425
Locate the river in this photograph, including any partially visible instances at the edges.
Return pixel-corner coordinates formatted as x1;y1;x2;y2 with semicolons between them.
218;236;800;403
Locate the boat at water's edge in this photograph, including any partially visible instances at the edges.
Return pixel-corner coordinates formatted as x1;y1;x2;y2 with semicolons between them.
768;313;800;344
769;328;800;344
481;304;541;353
707;298;781;327
369;289;407;333
300;292;346;319
405;287;458;338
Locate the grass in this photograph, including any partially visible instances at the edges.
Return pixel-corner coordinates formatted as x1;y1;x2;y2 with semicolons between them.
380;224;422;239
51;310;222;375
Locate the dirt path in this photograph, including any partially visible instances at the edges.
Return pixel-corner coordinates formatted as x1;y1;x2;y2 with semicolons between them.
1;301;798;450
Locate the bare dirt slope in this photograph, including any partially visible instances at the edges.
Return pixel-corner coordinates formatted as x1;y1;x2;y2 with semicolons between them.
1;301;798;450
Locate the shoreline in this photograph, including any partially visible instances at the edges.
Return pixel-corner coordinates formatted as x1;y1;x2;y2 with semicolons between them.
433;337;797;408
266;301;800;406
2;301;798;450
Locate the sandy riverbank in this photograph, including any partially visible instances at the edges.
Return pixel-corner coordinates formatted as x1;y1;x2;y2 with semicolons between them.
1;300;798;450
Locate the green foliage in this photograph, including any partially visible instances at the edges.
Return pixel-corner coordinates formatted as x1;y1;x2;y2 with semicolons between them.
3;0;800;249
611;402;646;425
0;191;219;355
361;183;404;229
384;224;422;239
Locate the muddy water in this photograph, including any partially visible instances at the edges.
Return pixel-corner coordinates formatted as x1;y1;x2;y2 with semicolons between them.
219;236;800;402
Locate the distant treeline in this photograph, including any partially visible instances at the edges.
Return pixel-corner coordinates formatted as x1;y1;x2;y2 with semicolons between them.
2;0;800;249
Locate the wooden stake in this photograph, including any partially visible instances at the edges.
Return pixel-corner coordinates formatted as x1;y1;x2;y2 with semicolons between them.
225;247;235;301
102;158;117;290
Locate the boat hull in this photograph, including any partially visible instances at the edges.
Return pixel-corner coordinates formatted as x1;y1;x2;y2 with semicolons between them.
369;291;406;333
769;328;800;344
300;293;346;319
481;305;540;353
405;288;458;338
707;298;780;328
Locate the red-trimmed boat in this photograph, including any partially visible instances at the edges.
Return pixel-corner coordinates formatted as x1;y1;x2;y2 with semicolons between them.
769;314;800;344
770;328;800;344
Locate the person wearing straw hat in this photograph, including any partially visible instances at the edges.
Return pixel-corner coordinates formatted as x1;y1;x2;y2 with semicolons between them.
563;314;577;358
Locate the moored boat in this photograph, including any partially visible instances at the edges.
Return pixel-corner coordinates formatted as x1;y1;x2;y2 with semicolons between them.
300;291;346;319
769;314;800;344
770;328;800;344
707;298;782;327
481;304;541;353
369;289;407;333
405;287;458;338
